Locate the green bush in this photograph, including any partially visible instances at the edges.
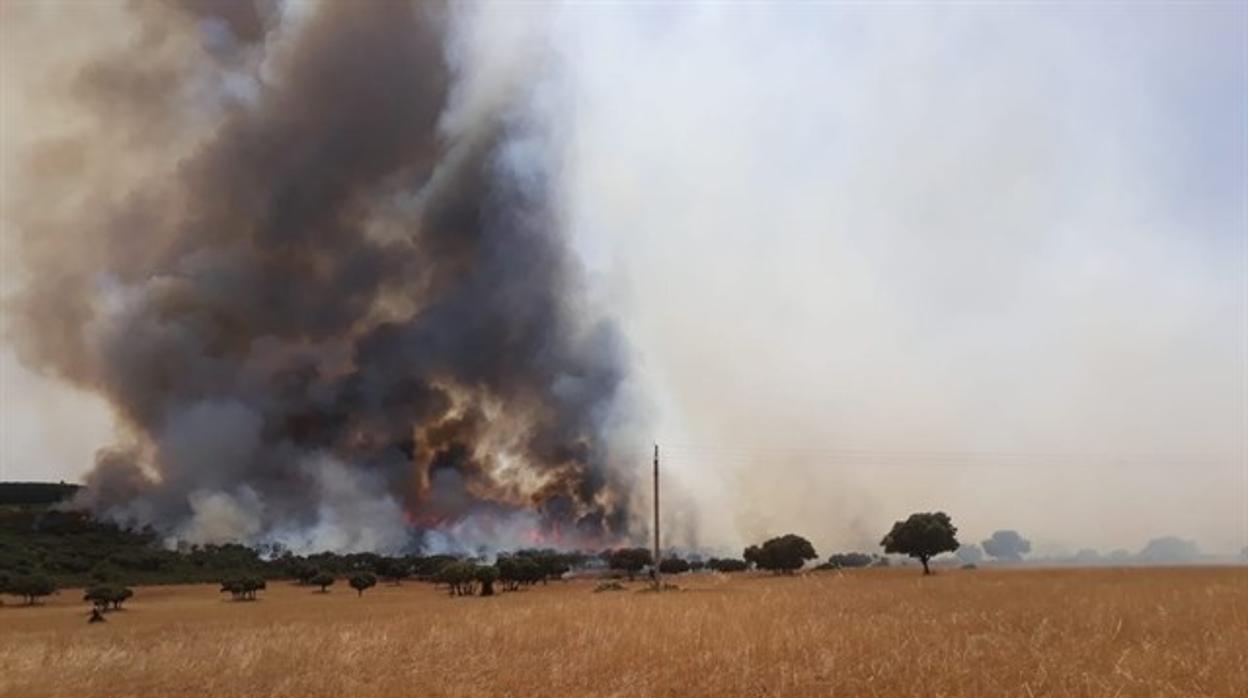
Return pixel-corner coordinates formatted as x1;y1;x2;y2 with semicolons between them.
606;548;653;581
348;572;377;597
7;574;56;605
84;584;133;611
706;558;747;572
436;562;484;596
220;576;266;601
310;572;335;593
496;556;542;591
744;534;818;574
658;558;691;574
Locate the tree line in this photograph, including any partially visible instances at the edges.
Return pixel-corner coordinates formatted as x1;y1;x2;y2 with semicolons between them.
6;503;1063;612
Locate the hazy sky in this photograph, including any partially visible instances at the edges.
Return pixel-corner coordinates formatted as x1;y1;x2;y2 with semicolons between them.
2;2;1245;556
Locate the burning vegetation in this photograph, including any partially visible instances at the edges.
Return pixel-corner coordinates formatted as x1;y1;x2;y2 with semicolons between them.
5;2;634;552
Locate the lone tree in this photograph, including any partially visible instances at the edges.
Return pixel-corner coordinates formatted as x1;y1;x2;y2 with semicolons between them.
981;530;1031;563
746;534;819;574
348;572;377;597
310;572;335;593
220;576;266;601
881;512;960;575
84;585;133;611
7;574;56;605
436;562;481;596
607;548;653;581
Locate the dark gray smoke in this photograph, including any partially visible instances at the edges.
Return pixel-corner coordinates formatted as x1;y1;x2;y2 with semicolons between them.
4;1;631;551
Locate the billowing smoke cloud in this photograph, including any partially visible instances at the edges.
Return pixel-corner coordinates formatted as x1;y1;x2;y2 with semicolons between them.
3;3;1244;558
2;1;634;552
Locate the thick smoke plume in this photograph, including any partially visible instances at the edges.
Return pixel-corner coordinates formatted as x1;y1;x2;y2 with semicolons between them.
3;1;632;552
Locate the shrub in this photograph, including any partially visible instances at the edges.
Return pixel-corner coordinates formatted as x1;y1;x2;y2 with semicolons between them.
220;576;266;601
497;556;542;591
881;512;960;575
310;572;335;592
745;535;818;574
436;562;480;596
658;558;691;574
706;558;748;573
84;585;133;611
348;572;377;597
509;549;576;583
7;574;56;605
823;552;874;569
606;548;653;581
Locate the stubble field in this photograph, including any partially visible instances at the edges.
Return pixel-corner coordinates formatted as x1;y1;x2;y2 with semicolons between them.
1;566;1244;697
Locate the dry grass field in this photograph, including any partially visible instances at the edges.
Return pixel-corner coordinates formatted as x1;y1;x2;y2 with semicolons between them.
1;567;1244;697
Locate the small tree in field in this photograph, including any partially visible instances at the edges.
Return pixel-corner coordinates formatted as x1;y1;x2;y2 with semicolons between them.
348;573;377;597
436;562;480;596
880;512;959;575
607;548;653;581
747;534;819;574
8;574;56;605
311;572;335;593
220;576;266;601
84;585;133;611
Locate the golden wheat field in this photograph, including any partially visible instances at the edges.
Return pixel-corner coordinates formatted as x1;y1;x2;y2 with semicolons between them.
1;567;1244;698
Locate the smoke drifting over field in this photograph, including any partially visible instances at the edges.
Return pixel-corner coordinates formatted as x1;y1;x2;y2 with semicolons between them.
2;1;633;552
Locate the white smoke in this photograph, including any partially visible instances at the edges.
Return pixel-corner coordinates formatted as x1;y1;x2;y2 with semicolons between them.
501;3;1246;553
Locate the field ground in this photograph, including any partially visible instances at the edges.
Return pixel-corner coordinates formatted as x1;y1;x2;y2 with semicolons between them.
1;567;1245;697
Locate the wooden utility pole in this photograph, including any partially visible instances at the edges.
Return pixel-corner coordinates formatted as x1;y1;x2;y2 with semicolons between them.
653;443;661;590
